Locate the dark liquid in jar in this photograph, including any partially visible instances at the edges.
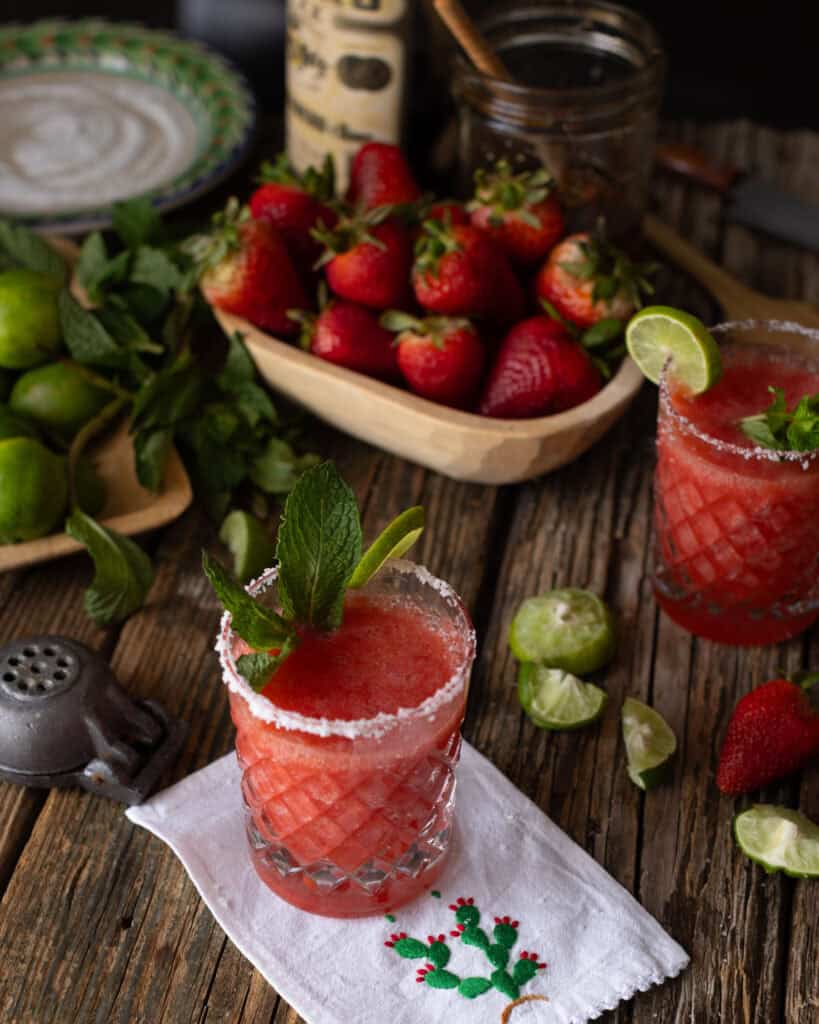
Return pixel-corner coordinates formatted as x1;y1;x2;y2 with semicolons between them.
502;42;638;90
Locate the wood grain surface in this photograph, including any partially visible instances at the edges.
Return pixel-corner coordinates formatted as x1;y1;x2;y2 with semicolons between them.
0;119;817;1023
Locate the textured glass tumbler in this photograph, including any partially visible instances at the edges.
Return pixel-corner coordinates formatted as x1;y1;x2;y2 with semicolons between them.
653;321;819;645
218;561;476;918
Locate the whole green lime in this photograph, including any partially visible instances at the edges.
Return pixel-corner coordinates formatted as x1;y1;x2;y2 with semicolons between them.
0;437;68;543
0;269;62;370
74;455;106;517
10;361;109;440
0;402;40;441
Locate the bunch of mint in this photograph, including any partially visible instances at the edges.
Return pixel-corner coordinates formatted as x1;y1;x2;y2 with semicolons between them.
740;386;819;452
0;201;319;626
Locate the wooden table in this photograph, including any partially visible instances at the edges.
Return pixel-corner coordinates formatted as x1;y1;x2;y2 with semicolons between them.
1;119;817;1023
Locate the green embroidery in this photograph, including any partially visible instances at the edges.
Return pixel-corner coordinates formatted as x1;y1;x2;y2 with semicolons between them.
384;913;396;922
430;890;442;899
384;897;547;1003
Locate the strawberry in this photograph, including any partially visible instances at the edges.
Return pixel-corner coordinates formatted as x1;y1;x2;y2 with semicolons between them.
293;300;398;379
426;201;470;227
412;221;525;324
315;209;412;310
468;160;564;266
249;154;337;274
535;231;655;328
347;142;422;210
382;312;485;408
479;315;602;418
188;199;307;336
716;676;819;794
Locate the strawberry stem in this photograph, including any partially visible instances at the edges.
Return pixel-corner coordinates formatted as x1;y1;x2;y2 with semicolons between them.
791;670;819;691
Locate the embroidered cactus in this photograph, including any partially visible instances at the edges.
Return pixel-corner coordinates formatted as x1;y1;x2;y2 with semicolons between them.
385;895;547;1004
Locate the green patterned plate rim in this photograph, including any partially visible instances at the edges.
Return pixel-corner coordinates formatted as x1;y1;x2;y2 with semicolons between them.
0;19;256;233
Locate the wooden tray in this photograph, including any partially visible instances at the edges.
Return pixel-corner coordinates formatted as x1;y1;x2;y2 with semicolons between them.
214;309;644;485
0;238;193;572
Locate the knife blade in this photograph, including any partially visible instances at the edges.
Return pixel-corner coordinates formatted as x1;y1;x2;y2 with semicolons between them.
655;143;819;253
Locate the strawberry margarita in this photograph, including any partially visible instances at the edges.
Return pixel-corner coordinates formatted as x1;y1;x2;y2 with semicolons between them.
218;561;475;917
653;322;819;644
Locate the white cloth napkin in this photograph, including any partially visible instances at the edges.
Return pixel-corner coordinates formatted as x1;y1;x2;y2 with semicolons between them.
127;743;688;1024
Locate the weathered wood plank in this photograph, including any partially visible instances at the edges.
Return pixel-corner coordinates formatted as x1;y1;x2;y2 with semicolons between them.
0;444;505;1024
634;119;818;1024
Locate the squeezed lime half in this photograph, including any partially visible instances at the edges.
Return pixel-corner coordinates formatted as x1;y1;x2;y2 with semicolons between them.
625;305;721;394
509;588;615;675
219;510;276;584
734;805;819;878
621;697;676;790
518;663;607;731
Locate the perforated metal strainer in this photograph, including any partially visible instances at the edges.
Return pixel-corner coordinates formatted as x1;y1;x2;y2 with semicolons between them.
0;635;186;804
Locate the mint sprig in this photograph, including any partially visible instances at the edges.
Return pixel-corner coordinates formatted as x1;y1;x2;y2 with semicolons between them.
276;462;363;631
739;387;819;452
204;461;425;690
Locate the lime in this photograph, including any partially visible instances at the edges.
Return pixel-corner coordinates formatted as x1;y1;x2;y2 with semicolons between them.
0;269;62;370
74;455;107;517
621;697;676;790
625;305;721;394
349;506;425;589
509;589;615;675
0;402;40;442
518;663;607;731
219;509;276;583
0;437;68;543
10;361;109;440
734;805;819;878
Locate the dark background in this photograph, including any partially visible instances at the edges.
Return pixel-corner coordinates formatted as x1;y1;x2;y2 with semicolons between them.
0;0;814;129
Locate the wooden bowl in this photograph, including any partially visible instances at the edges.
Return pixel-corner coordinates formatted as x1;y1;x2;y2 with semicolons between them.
213;309;644;485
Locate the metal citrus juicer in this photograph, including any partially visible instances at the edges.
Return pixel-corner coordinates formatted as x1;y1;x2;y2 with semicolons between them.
0;635;186;804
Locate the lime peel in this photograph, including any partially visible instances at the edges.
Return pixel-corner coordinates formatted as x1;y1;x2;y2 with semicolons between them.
734;804;819;878
622;697;676;791
219;509;276;584
348;506;424;589
518;663;607;731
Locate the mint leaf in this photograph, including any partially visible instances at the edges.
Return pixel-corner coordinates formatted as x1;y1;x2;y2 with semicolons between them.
251;439;320;495
582;317;622;347
218;332;257;388
134;427;172;492
237;643;298;692
65;507;154;625
202;552;296;652
97;306;163;356
0;220;67;282
130;246;183;298
131;354;203;430
275;462;362;631
59;289;130;369
740;387;819;452
218;333;277;427
112;198;163;250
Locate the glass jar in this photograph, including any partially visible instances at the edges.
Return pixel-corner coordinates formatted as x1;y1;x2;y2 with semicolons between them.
452;2;665;241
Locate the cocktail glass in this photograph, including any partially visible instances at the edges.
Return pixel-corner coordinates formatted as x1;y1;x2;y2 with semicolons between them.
217;560;476;918
652;320;819;645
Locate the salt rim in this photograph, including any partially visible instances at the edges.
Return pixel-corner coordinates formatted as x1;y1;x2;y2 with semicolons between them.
215;559;477;740
660;319;819;466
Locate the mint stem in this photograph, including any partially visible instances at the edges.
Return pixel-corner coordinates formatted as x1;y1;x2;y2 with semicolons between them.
67;397;127;508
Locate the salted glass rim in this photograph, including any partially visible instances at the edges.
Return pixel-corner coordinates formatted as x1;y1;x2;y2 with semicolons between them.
659;318;819;466
216;559;476;739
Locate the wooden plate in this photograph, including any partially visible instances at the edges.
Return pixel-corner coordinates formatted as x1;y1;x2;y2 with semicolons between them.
214;309;644;485
0;236;193;571
0;421;192;572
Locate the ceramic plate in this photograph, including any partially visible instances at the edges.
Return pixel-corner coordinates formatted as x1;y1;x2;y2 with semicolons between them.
0;19;255;233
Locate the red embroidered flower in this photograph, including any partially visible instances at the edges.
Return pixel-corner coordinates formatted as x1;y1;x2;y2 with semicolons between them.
427;934;446;945
448;896;474;910
449;923;466;937
415;963;436;983
494;915;519;927
519;950;547;969
383;931;408;948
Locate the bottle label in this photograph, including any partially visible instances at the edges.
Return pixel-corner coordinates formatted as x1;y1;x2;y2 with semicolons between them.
286;0;409;190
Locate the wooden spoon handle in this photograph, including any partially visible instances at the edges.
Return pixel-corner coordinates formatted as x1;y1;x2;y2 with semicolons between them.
432;0;512;80
643;213;759;314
